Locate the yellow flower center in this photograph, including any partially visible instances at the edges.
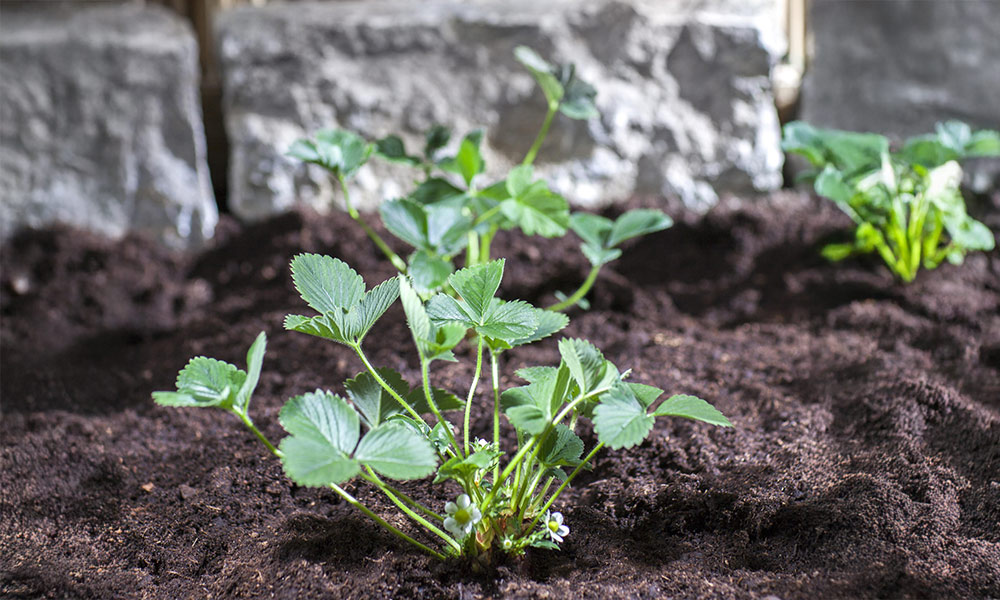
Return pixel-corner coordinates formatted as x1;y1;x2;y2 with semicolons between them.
548;520;559;532
454;508;471;523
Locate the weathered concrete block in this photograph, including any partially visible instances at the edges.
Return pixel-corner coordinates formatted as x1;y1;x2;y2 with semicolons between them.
217;0;783;220
800;0;1000;191
0;4;218;248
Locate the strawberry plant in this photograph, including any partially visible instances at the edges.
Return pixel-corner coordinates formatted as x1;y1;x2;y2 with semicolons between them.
288;47;671;309
783;120;999;282
154;256;731;565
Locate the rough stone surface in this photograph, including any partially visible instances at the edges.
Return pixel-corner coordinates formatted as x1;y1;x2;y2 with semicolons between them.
800;0;1000;191
0;4;217;248
217;0;783;220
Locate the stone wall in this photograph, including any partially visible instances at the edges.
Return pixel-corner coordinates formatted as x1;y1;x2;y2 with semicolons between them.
216;0;784;220
0;4;217;248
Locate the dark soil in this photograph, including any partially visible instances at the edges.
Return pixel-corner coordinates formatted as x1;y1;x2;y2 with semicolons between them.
3;193;999;599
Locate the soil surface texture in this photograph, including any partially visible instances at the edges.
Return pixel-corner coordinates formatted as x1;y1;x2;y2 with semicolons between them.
3;193;999;599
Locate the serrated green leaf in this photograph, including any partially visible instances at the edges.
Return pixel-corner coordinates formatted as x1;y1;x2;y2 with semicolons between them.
343;278;399;342
375;135;421;166
288;129;373;178
283;313;348;344
408;252;453;294
506;165;534;198
558;338;608;396
280;390;360;453
399;275;431;347
234;331;267;412
592;386;655;450
290;254;365;315
426;293;476;326
409;177;465;205
606;209;673;248
499;182;570;238
652;394;732;427
516;366;559;384
160;356;245;408
627;382;663;409
380;199;429;250
279;436;360;487
477;299;538;341
354;423;437;480
508;309;569;348
344;370;409;429
965;129;1000;157
505;405;549;435
408;386;465;414
448;260;504;322
538;424;584;466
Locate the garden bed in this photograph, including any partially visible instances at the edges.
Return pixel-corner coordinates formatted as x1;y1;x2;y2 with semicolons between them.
2;193;999;599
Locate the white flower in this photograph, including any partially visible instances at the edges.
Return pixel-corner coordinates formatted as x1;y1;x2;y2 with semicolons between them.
544;511;569;543
444;494;482;538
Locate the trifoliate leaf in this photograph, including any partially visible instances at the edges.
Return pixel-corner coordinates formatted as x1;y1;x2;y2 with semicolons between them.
499;182;570;238
448;260;504;322
652;394;732;427
606;209;673;248
290;254;365;315
287;129;373;178
354;423;437;480
374;135;421;166
592;386;655;450
503;364;571;435
234;331;267;413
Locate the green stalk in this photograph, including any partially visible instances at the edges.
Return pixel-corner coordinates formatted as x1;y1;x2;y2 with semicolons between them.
522;442;604;537
329;483;447;561
351;343;428;427
473;205;503;228
234;409;282;458
547;264;601;311
907;195;928;277
338;175;407;273
523;103;558;166
480;226;497;264
362;469;460;552
490;351;502;482
466;231;480;266
421;355;460;454
923;213;944;268
463;336;486;455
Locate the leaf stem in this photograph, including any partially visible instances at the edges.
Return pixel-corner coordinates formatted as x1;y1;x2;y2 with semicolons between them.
523;103;558;166
420;355;460;453
351;344;428;427
490;351;502;482
463;335;485;455
523;442;604;537
546;264;601;311
466;231;480;266
329;482;447;561
362;469;461;552
233;409;281;457
338;174;407;273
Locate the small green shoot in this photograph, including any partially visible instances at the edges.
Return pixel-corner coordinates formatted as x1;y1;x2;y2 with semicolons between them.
783;121;999;282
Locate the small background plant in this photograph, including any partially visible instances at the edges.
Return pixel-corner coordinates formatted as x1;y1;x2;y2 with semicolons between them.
287;46;672;310
782;120;999;283
154;256;731;565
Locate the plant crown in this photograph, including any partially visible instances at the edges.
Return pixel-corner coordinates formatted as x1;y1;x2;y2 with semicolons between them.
782;120;999;282
287;46;672;310
154;257;731;564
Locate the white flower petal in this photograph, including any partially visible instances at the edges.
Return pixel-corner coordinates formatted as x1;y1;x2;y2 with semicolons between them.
457;494;471;509
445;502;457;515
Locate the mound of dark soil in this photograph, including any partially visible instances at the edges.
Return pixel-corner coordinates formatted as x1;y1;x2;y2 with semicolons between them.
3;193;999;599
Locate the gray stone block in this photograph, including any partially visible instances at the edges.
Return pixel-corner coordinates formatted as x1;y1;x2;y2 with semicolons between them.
217;0;783;220
800;0;1000;191
0;4;218;248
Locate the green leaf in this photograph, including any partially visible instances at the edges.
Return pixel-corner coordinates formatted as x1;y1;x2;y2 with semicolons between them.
538;424;584;466
280;390;360;453
592;386;655;450
426;294;476;326
234;331;267;413
559;68;599;120
408;178;465;205
507;309;569;348
448;260;504;322
279;436;360;487
343;278;400;342
515;46;563;106
354;423;437;480
653;394;732;427
503;364;571;435
408;386;465;414
382;199;471;255
782;121;889;174
570;212;614;247
505;405;549;436
943;214;996;251
516;366;559;384
153;357;244;408
499;180;570;238
380;199;429;250
506;165;535;198
439;130;485;187
581;244;622;267
627;382;663;409
606;209;673;248
375;135;421;166
435;446;502;483
558;338;610;396
283;313;348;344
345;370;408;429
408;251;453;294
424;125;451;159
477;299;538;341
290;254;365;315
287;129;373;178
965;129;1000;157
815;165;855;209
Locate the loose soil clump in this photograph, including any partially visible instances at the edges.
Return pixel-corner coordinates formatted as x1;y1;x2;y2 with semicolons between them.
3;193;999;599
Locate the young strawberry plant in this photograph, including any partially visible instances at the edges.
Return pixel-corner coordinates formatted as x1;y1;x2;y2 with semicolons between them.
287;47;672;309
782;120;999;282
154;256;731;565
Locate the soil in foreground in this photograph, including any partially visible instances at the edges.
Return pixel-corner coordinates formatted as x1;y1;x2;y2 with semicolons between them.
2;193;999;599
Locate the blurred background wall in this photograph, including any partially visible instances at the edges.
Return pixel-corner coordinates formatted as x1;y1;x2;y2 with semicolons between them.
1;0;997;248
